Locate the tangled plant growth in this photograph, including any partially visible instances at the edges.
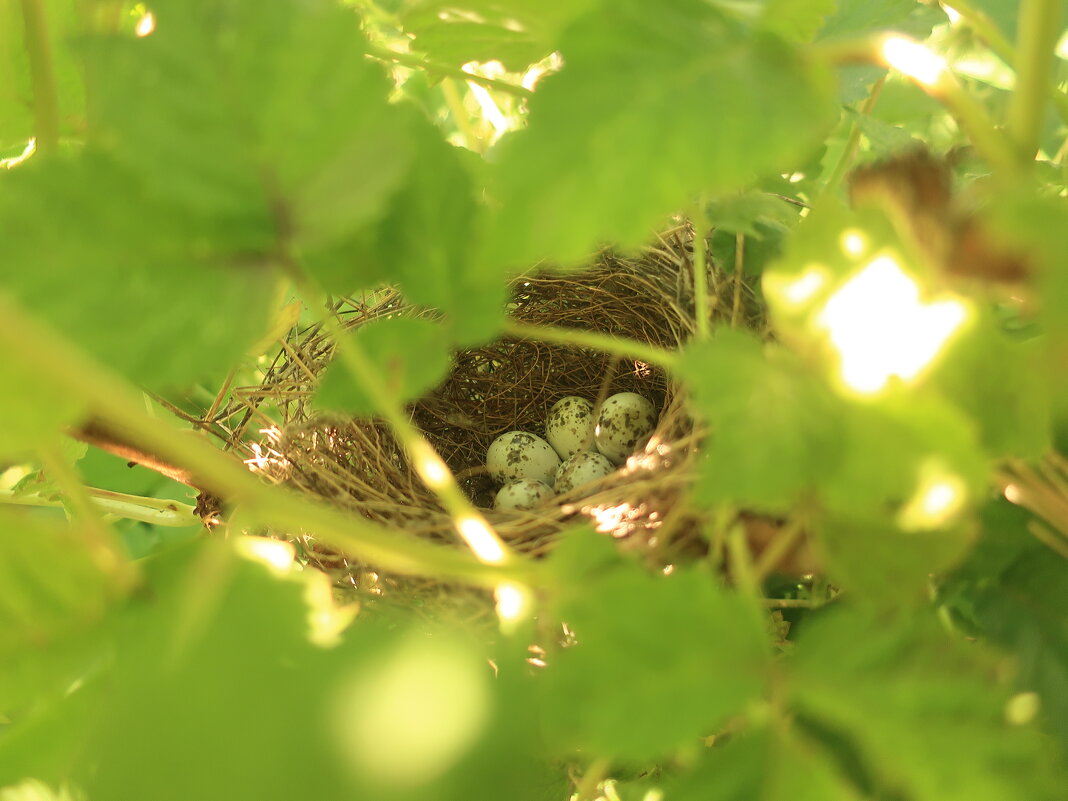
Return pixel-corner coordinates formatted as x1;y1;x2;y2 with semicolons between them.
2;1;1068;800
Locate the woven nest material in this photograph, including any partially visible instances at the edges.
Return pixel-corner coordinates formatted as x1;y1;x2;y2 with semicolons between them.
223;223;764;583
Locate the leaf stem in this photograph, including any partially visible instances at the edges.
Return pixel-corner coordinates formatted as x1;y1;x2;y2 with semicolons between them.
18;0;60;155
503;320;680;370
1;485;201;528
691;199;711;340
818;74;887;198
0;295;529;588
1006;0;1065;162
366;45;534;99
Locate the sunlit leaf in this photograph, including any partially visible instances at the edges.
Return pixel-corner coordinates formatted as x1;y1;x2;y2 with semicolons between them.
680;330;845;512
486;0;837;267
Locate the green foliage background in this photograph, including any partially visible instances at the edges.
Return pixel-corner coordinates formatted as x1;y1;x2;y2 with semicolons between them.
1;0;1067;799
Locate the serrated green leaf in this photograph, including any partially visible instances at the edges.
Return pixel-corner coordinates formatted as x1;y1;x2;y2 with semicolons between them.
760;0;838;42
680;330;845;512
336;118;507;344
790;607;1067;801
315;317;453;416
541;533;770;758
817;0;946;41
666;725;860;801
0;155;273;388
485;0;837;267
704;191;801;238
86;0;415;251
852;108;921;159
402;0;598;69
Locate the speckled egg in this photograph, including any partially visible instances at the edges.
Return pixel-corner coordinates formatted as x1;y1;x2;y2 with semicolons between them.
554;452;615;494
545;396;597;459
594;392;657;465
486;431;561;486
494;479;555;511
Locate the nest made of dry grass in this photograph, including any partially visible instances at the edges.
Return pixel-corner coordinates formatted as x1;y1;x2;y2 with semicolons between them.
219;223;764;583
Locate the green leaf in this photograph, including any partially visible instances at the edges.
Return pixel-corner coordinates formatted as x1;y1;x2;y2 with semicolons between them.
941;500;1068;758
321;118;507;344
86;0;415;251
680;330;844;512
0;509;118;703
401;0;598;69
817;0;947;41
315;317;453;416
851;108;921;160
821;395;989;520
541;530;770;758
760;0;838;42
815;395;987;602
0;155;273;388
486;0;837;267
0;358;86;458
402;17;549;71
704;191;801;238
666;725;860;801
790;606;1067;801
932;317;1051;459
817;513;975;606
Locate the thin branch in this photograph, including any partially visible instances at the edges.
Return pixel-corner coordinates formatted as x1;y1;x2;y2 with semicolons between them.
503;320;680;369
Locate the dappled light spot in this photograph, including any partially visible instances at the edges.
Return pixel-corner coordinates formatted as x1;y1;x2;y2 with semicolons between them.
329;637;490;787
815;254;969;395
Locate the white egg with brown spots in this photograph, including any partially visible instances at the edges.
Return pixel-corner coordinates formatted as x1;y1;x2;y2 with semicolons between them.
594;392;657;465
493;479;555;512
554;452;615;494
545;396;597;459
486;431;561;486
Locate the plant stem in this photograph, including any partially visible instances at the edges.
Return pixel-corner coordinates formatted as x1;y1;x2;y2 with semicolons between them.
366;45;534;99
19;0;60;155
323;308;517;568
573;758;610;801
731;233;745;327
1006;0;1065;163
503;320;679;369
1;486;201;527
818;74;887;198
0;295;529;588
442;78;481;153
691;198;711;340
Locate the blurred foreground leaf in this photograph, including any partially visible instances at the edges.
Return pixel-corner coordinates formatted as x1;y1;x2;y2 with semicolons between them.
486;0;836;267
540;530;770;758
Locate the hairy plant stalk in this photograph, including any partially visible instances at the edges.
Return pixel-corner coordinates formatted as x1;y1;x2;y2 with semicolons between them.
19;0;60;154
1007;0;1066;162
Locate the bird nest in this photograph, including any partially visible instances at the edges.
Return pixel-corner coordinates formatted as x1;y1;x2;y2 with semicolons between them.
223;223;763;589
